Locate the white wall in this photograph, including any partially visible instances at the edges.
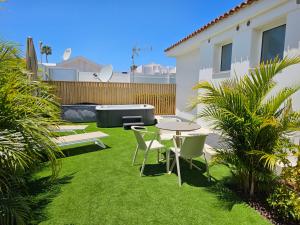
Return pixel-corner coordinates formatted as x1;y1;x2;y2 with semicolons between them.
44;67;174;84
131;73;175;84
48;67;77;81
168;0;300;125
78;72;99;82
176;49;200;120
110;72;130;83
275;9;300;110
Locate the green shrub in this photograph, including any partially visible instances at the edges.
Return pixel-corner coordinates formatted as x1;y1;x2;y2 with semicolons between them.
267;162;300;222
0;41;62;224
192;57;300;196
267;184;300;221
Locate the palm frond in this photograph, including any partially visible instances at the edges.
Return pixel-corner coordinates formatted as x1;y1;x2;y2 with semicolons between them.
0;41;62;224
192;56;300;196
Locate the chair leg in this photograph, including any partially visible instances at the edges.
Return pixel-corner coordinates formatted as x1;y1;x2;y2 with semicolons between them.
132;145;139;166
157;149;160;163
204;154;211;181
166;150;170;173
175;153;181;186
95;139;106;148
169;157;176;173
140;150;149;176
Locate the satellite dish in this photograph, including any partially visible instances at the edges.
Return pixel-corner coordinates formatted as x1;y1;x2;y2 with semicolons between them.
63;48;72;61
94;65;113;82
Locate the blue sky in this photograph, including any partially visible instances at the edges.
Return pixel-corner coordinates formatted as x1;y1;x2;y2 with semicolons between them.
0;0;242;71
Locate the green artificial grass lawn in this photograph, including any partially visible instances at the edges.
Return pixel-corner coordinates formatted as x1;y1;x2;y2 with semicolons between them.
31;123;271;225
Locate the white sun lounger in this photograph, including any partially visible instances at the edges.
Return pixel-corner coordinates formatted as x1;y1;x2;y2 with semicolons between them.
50;125;88;132
52;131;108;148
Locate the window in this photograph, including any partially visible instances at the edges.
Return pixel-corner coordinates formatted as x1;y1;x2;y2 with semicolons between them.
261;24;286;62
220;43;232;71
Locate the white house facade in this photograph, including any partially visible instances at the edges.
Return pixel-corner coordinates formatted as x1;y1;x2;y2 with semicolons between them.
165;0;300;126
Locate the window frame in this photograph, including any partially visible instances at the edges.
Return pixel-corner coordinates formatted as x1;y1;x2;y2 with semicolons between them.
220;43;233;72
260;24;286;63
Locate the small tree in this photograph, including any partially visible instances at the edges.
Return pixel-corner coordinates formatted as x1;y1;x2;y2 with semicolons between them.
0;41;62;224
41;45;52;63
192;57;300;197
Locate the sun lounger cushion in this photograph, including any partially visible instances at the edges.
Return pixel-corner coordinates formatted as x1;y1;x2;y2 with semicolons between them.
52;131;108;146
50;125;88;132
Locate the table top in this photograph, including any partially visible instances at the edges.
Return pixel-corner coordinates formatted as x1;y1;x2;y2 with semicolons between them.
156;121;201;132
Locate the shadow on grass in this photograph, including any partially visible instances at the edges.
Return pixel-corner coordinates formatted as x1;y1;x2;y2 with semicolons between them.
61;144;111;157
179;159;243;210
206;180;244;211
140;157;213;186
168;159;214;187
28;174;75;224
166;158;243;210
141;162;166;176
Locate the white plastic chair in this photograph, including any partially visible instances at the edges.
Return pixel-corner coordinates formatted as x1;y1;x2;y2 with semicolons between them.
157;117;182;141
131;126;165;176
167;134;210;186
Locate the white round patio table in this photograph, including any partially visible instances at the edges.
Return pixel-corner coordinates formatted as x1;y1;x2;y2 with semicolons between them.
156;121;201;145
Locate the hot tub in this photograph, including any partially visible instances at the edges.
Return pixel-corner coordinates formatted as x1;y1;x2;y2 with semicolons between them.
96;104;155;128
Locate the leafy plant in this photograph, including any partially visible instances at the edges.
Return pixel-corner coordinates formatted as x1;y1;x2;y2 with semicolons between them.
267;160;300;222
267;184;300;221
0;41;62;224
192;57;300;196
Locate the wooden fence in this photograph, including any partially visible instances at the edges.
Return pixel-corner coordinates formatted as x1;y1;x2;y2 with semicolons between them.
47;81;176;115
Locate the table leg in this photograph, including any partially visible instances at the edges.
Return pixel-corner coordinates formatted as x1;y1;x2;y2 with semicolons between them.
176;130;181;147
169;130;181;174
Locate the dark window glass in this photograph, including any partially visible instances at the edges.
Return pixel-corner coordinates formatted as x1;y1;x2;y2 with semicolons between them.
261;24;286;62
220;43;232;71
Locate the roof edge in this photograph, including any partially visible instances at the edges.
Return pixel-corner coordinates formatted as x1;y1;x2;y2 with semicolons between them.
164;0;260;52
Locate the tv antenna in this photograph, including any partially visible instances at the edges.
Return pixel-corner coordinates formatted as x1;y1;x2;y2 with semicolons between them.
131;46;152;73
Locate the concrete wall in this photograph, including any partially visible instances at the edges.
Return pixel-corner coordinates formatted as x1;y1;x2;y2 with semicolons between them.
78;72;98;82
176;49;200;120
167;0;300;125
45;67;175;84
110;72;130;83
131;73;176;84
48;67;77;81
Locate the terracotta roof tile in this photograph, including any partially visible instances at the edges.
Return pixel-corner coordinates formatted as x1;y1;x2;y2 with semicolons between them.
165;0;259;52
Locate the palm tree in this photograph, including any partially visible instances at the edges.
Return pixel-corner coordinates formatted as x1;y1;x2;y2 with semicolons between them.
192;57;300;197
0;41;62;224
41;45;52;63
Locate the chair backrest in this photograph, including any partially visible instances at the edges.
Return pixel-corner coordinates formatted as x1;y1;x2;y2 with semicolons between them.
131;126;147;150
179;134;207;158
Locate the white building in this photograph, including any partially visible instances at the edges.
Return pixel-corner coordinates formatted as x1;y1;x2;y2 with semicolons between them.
132;63;176;84
42;56;103;81
135;63;176;75
42;58;175;84
165;0;300;125
41;56;128;82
